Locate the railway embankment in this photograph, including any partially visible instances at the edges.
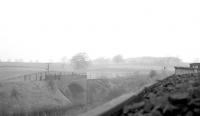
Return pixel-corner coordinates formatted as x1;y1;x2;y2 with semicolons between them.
80;73;200;116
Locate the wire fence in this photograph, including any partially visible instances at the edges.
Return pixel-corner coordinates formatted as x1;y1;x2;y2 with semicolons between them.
86;72;137;79
2;71;87;82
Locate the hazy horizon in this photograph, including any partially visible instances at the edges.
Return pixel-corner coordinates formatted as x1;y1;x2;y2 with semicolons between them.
0;55;192;64
1;0;200;62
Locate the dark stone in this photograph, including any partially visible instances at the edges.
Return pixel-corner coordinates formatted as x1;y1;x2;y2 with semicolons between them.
192;82;200;87
146;93;156;99
188;98;200;107
120;74;200;116
152;95;169;111
143;100;154;113
127;113;135;116
193;108;200;114
184;111;193;116
150;110;162;116
123;105;132;114
163;103;179;114
182;106;189;113
192;87;200;98
168;93;189;105
175;83;189;90
123;102;145;114
130;101;145;110
134;112;144;116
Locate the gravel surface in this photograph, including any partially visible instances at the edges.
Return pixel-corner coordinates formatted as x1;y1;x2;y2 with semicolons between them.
121;73;200;116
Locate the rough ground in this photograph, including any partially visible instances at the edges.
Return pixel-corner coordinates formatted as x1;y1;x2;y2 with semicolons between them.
121;73;200;116
0;81;72;114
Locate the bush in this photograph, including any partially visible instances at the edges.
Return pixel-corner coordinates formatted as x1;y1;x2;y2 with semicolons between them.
11;88;20;99
46;75;56;91
149;70;157;79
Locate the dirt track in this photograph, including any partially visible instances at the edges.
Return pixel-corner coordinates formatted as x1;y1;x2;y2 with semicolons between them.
121;73;200;116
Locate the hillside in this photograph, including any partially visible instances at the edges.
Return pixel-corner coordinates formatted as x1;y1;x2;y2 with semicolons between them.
85;74;157;110
0;62;173;116
0;80;72;115
120;73;200;116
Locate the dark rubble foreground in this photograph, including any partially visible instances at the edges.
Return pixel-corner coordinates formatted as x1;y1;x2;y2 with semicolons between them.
121;73;200;116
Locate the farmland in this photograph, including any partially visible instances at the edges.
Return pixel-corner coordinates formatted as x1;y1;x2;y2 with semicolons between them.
0;61;174;116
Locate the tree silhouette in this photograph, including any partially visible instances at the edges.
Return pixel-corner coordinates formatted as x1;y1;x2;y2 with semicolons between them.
70;52;91;70
112;55;124;63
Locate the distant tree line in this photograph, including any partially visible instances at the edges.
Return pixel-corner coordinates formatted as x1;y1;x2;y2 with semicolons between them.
60;53;185;71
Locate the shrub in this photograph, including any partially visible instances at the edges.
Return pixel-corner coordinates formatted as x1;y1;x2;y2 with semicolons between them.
46;75;57;91
11;88;20;99
149;70;157;79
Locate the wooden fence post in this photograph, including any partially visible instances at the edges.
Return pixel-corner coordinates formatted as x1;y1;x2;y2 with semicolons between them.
35;73;37;81
24;75;26;81
40;74;42;81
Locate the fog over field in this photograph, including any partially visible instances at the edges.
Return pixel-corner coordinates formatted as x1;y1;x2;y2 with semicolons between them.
0;0;200;116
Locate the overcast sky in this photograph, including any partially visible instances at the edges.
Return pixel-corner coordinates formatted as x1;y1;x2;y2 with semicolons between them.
0;0;200;62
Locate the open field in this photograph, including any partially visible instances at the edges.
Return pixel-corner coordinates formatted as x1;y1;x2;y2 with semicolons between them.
0;62;46;80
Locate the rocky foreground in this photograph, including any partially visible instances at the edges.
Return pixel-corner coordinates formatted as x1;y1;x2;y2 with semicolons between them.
121;73;200;116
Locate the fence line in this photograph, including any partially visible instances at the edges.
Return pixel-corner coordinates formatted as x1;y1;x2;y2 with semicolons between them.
86;72;136;79
2;71;87;82
2;71;138;82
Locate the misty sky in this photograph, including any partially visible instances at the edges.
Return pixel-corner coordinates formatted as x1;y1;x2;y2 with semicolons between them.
0;0;200;62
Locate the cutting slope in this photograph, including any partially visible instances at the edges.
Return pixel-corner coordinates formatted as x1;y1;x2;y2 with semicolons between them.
0;80;72;114
121;73;200;116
